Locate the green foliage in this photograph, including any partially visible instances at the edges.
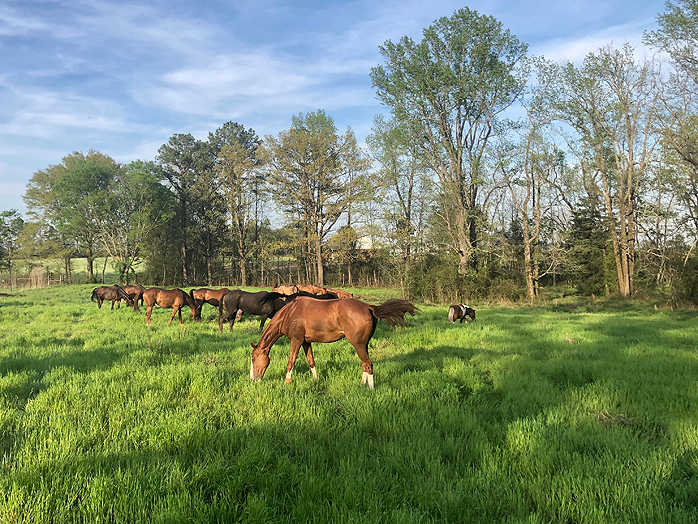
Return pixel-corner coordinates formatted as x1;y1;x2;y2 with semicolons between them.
2;287;698;523
0;210;24;271
565;198;608;295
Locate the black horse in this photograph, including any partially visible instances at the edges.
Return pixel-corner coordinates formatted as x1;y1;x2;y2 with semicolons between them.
218;289;339;333
218;290;287;333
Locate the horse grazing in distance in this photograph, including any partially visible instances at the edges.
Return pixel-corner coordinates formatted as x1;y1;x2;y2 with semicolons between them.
218;290;287;333
91;285;139;312
121;284;146;307
142;287;196;325
191;287;229;321
296;284;326;295
250;297;418;389
448;304;476;323
325;287;353;299
272;285;299;296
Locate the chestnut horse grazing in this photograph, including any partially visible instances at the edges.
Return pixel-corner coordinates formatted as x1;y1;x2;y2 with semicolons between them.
325;287;353;299
121;284;146;307
272;285;299;295
250;297;418;389
296;284;326;295
448;304;476;323
143;287;196;325
91;285;139;312
192;287;229;321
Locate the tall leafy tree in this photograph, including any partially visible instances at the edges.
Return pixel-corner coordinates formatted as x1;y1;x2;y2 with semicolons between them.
550;44;661;297
0;210;24;282
24;151;118;281
260;110;370;285
91;160;173;283
209;122;261;286
367;115;434;289
157;134;211;284
370;7;528;273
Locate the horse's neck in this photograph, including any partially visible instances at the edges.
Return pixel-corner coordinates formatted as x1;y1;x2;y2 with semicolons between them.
257;318;284;351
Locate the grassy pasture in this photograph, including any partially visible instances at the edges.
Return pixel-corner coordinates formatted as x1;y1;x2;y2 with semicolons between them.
1;286;698;523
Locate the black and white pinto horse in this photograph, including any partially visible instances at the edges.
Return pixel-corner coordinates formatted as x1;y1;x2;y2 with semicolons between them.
448;304;476;323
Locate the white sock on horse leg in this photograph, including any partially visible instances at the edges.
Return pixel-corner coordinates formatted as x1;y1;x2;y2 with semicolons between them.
285;369;293;382
310;366;318;379
367;374;374;389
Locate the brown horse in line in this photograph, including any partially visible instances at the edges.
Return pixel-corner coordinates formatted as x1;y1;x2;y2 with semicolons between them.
143;287;196;325
325;287;353;299
191;287;230;321
250;297;418;389
448;304;476;323
91;285;139;312
120;284;146;307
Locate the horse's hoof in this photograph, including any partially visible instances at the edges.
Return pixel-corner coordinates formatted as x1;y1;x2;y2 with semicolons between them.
285;378;292;383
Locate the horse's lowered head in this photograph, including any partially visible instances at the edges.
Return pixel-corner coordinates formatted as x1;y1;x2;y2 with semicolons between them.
249;341;271;381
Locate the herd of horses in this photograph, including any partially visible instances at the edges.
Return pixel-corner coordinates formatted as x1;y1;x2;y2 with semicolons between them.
90;283;475;389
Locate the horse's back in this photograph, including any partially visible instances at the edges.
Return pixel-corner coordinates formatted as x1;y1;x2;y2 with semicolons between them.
286;297;371;341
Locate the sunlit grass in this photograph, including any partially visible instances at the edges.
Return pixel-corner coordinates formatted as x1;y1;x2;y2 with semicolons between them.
1;286;697;523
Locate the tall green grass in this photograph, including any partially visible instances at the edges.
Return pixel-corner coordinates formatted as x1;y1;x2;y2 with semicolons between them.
1;286;697;523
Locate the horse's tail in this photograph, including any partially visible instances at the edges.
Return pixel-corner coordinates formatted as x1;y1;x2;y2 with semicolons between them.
91;288;98;302
448;306;455;323
369;299;419;328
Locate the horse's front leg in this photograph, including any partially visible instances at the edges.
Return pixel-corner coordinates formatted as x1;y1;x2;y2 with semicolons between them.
285;339;303;383
259;316;268;332
168;306;178;325
177;306;184;324
111;300;116;310
302;342;318;380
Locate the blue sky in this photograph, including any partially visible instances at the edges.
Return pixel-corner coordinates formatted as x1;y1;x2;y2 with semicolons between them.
0;0;665;216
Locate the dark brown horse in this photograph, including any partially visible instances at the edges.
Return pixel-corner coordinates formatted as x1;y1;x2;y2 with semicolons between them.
143;287;196;325
91;285;139;312
191;287;230;321
120;284;146;307
448;304;476;323
250;297;418;389
218;289;288;333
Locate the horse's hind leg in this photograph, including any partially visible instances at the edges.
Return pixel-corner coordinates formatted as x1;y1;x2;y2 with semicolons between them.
350;338;374;389
303;342;318;380
146;306;153;325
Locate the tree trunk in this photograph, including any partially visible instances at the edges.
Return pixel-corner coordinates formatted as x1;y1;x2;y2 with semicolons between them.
315;237;324;285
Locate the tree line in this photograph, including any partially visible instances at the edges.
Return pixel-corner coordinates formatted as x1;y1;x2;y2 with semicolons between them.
2;2;698;304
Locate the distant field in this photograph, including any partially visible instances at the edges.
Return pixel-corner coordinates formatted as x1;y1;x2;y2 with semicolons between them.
1;286;698;523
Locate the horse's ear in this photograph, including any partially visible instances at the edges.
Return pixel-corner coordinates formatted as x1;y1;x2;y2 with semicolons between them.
250;342;256;350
